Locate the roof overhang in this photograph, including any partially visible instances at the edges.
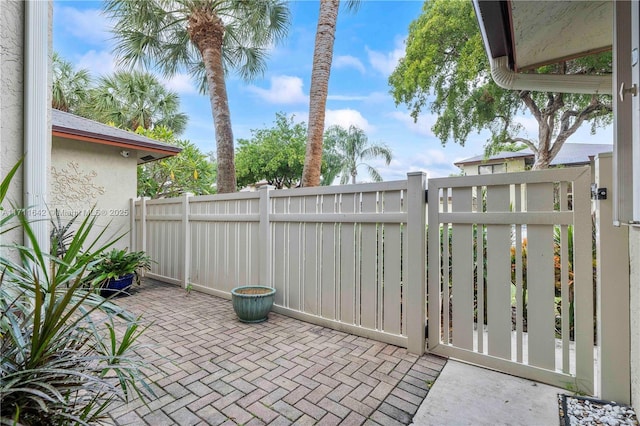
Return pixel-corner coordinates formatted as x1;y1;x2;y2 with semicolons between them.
473;0;613;95
52;109;182;164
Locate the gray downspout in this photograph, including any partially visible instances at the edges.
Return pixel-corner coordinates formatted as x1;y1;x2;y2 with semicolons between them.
24;1;51;255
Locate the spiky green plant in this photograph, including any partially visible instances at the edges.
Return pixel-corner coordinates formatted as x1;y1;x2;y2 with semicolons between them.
0;161;154;425
50;209;81;258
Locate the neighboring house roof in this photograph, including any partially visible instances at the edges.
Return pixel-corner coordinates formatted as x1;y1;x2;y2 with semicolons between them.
454;143;613;168
52;109;182;164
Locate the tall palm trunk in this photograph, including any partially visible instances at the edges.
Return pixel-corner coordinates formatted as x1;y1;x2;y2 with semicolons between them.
188;10;237;193
301;0;340;187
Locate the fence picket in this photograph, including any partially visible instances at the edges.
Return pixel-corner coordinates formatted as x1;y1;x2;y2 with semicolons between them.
304;195;319;315
452;187;474;350
383;191;402;335
339;193;357;324
526;183;555;370
360;192;378;329
486;184;512;360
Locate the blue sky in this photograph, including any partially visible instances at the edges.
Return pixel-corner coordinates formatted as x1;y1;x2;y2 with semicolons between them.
52;0;613;182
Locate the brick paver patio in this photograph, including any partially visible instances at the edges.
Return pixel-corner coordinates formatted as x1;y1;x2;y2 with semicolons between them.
108;279;446;425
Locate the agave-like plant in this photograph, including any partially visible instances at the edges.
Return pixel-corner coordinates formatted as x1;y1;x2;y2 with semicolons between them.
50;208;80;258
0;161;154;425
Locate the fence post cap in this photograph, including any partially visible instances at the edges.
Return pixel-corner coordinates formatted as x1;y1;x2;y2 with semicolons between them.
407;171;427;178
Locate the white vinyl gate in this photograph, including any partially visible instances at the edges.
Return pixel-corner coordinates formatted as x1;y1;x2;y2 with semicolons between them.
427;167;594;393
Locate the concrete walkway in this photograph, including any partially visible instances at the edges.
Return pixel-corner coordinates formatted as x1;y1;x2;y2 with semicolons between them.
411;360;565;425
108;279;446;425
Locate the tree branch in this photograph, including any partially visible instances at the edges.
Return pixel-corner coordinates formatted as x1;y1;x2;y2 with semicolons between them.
551;97;612;159
519;91;542;122
504;137;538;154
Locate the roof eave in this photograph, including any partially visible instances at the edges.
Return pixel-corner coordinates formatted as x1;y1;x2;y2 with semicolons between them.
473;0;613;95
52;127;182;164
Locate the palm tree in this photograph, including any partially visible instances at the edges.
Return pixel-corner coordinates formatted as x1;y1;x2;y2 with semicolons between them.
83;70;188;135
51;52;91;113
324;125;392;184
301;0;359;187
104;0;290;194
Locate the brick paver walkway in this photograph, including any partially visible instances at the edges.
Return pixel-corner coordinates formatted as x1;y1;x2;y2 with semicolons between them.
108;279;446;425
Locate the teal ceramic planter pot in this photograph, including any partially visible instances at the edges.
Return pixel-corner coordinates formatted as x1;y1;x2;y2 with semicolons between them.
231;286;276;323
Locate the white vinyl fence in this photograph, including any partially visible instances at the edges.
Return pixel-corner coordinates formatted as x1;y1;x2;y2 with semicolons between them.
131;163;629;401
131;173;427;351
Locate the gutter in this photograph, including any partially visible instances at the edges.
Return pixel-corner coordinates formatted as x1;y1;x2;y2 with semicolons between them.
473;0;612;96
490;56;612;95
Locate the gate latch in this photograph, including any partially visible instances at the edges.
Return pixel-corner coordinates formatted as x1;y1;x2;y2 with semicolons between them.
591;184;607;200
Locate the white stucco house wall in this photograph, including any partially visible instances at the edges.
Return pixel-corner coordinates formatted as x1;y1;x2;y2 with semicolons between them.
51;109;181;248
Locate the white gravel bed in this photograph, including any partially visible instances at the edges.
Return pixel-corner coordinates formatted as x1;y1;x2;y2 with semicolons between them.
560;394;639;425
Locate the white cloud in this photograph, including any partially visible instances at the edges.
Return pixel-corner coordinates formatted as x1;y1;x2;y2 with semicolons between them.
366;36;405;76
333;55;366;74
246;75;308;104
377;151;455;181
328;94;369;101
162;73;198;95
289;109;373;132
289;111;309;125
388;111;435;137
328;92;389;102
76;50;118;78
325;109;374;133
56;6;111;46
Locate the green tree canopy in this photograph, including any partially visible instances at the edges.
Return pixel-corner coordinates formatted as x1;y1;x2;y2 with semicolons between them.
104;0;290;193
136;126;216;198
51;52;91;113
389;0;612;169
83;70;188;135
324;125;392;184
235;113;306;189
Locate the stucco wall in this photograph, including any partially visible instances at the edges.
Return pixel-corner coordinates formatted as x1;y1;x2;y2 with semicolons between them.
51;137;138;250
1;1;25;247
630;227;640;408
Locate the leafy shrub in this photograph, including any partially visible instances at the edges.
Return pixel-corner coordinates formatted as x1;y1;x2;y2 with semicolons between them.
86;248;153;286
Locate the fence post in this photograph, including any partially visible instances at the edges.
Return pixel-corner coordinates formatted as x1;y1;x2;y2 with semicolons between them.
140;197;148;254
595;152;631;403
130;198;136;251
407;172;427;355
182;193;192;289
259;186;273;288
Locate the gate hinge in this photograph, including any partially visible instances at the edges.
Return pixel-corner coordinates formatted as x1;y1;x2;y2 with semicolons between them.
590;184;607;200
